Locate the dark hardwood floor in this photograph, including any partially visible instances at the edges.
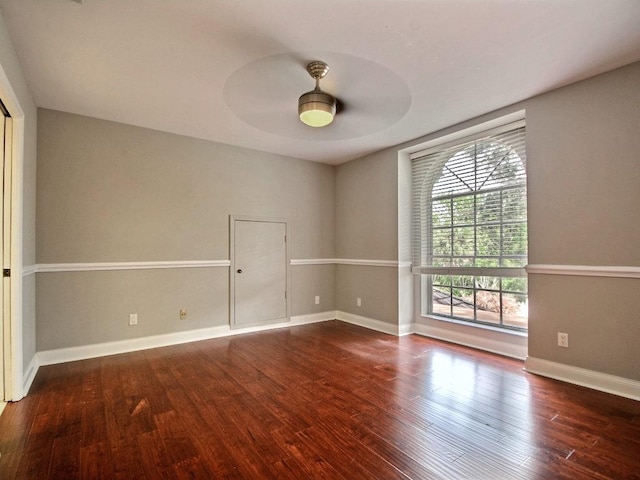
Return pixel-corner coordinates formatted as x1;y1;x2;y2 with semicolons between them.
1;320;639;479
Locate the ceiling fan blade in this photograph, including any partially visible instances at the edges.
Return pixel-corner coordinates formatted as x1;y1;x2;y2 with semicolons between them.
335;98;348;115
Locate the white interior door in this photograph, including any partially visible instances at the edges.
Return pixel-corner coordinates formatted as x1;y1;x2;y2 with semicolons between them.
232;218;288;328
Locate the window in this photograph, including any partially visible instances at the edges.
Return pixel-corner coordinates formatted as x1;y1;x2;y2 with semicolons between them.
411;120;528;331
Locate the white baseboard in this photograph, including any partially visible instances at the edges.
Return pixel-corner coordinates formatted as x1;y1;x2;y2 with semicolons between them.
413;321;527;360
290;311;337;325
524;356;640;401
398;322;414;336
335;311;399;335
36;313;337;366
24;315;640;404
22;355;40;396
38;325;230;366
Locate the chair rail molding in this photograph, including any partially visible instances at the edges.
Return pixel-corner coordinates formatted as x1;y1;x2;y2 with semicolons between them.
291;258;408;267
29;260;231;273
525;264;640;279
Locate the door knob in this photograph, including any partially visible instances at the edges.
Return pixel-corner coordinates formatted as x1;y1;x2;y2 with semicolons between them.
237;269;242;274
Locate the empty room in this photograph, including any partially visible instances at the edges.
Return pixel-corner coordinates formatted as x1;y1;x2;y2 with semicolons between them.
0;1;639;478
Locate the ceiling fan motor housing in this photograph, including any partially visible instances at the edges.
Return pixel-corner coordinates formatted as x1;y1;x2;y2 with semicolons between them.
298;61;336;127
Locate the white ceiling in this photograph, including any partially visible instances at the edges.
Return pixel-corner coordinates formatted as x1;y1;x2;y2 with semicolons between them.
2;0;640;164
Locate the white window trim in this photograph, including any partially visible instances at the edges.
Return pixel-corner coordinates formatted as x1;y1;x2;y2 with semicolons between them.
407;110;526;158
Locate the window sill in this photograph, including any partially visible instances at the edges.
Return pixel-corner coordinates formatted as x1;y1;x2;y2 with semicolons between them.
422;314;528;338
415;314;528;359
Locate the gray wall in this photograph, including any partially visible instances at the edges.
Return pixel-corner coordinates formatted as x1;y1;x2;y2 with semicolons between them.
36;110;335;350
525;61;640;380
337;61;640;381
335;150;399;324
0;8;38;385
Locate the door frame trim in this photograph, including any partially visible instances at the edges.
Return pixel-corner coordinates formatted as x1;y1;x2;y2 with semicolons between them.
0;62;25;401
229;215;290;329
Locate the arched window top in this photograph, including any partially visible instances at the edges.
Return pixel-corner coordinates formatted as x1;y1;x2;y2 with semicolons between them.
432;140;526;199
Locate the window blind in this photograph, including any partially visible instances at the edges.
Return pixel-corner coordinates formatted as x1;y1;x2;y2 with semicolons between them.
411;122;527;278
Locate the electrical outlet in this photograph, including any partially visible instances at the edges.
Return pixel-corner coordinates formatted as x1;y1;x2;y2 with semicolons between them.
180;309;187;320
314;295;320;305
129;313;138;326
557;332;569;348
357;297;362;307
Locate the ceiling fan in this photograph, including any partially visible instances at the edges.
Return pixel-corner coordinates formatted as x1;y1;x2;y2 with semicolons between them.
298;61;338;128
223;52;410;141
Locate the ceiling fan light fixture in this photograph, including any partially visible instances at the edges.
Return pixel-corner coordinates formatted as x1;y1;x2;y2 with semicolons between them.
298;61;336;128
298;90;336;127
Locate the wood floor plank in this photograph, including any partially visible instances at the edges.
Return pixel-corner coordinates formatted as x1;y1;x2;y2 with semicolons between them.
0;394;40;455
521;446;614;480
79;441;115;480
295;424;406;480
136;428;179;480
1;320;640;479
48;432;82;480
12;412;56;480
268;426;345;480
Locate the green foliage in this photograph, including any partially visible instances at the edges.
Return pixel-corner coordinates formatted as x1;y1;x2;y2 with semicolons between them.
430;188;527;269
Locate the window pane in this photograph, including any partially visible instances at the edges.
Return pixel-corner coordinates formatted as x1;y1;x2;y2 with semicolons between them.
476;225;500;257
447;151;475;189
432;286;452;317
432;199;451;226
432;274;451;287
502;187;527;221
475;257;499;267
475;290;501;324
475;276;501;291
432;256;451;267
432;228;452;256
503;223;527;256
476;192;501;223
452;226;474;256
502;277;527;294
450;287;474;321
502;257;527;268
503;293;528;329
489;151;526;188
476;144;509;189
452;257;474;267
452;195;474;224
433;150;475;196
452;275;474;288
